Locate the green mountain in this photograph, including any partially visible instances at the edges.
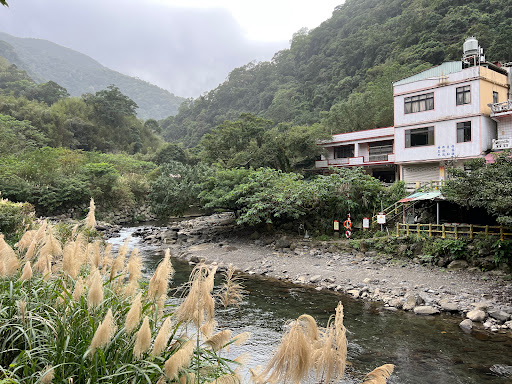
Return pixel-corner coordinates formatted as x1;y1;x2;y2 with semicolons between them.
0;32;185;120
161;0;512;147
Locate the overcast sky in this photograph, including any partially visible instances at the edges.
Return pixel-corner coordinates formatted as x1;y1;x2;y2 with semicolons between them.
0;0;342;97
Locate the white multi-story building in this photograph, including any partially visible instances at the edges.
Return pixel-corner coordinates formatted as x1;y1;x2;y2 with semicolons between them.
393;61;508;183
315;38;511;184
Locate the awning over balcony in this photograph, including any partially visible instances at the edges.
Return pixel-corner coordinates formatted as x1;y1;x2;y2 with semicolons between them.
398;190;444;203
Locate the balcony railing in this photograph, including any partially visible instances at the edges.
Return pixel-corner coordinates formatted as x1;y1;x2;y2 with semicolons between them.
315;153;395;168
492;138;512;150
490;100;512;115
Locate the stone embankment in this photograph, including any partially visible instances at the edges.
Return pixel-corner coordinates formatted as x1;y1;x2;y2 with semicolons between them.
107;213;512;335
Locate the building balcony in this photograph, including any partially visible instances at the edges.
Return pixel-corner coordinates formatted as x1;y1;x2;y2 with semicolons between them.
492;138;512;150
315;153;395;168
490;100;512;117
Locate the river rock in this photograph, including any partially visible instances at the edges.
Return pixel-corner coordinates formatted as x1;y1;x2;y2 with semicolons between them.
347;289;360;298
414;306;440;315
447;260;469;270
309;275;322;283
403;294;424;310
488;310;511;323
440;299;459;312
467;309;486;322
389;298;403;309
459;319;473;333
275;236;292;249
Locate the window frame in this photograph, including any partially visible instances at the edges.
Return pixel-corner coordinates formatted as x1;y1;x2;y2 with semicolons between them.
334;145;354;159
405;126;435;148
456;121;472;143
456;85;471;106
493;91;499;104
404;92;434;114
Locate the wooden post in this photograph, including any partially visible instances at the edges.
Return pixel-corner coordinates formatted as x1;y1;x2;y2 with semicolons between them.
442;224;446;239
454;224;458;239
417;224;421;235
406;224;410;236
500;226;504;241
395;203;398;215
485;225;489;237
396;222;399;238
428;224;432;237
470;224;474;240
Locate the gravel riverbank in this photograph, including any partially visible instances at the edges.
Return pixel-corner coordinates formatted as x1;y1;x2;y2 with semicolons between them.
106;213;512;335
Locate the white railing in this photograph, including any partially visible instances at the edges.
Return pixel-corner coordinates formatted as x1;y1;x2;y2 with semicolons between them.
329;158;349;165
490;100;512;115
315;153;395;168
492;138;512;150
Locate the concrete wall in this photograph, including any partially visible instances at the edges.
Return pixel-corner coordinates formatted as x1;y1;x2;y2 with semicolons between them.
394;116;495;163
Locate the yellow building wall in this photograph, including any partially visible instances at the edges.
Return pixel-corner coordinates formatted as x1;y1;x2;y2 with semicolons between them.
479;66;509;114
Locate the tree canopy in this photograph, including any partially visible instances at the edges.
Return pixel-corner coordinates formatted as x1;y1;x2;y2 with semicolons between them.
444;154;512;226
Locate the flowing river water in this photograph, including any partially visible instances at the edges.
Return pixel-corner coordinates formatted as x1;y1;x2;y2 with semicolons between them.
109;226;512;384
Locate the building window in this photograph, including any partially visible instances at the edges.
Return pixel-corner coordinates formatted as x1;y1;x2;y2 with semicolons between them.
457;121;471;143
405;126;434;148
493;91;499;104
456;85;471;105
334;145;354;159
404;92;434;114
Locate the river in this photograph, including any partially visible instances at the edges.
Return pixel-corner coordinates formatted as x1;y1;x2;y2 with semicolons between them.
109;226;512;384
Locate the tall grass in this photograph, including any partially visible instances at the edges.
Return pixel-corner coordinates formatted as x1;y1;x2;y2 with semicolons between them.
0;221;246;383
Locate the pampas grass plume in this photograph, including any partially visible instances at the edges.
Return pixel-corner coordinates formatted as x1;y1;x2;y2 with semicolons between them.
125;293;142;333
133;316;152;359
148;248;173;301
258;314;319;384
151;317;172;357
85;198;97;229
19;261;33;281
205;329;232;351
72;277;85;301
233;331;251;346
164;340;194;379
88;270;104;309
362;364;395;384
89;308;116;356
15;229;36;252
41;365;54;384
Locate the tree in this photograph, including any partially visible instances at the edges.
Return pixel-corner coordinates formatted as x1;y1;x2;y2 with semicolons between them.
199;113;273;168
444;154;512;226
83;85;138;126
24;81;69;105
148;161;209;218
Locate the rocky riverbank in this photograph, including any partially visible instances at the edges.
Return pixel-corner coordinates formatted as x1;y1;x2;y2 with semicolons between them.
107;213;512;335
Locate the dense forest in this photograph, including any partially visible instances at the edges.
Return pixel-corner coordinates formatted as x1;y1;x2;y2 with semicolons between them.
0;32;185;120
161;0;512;147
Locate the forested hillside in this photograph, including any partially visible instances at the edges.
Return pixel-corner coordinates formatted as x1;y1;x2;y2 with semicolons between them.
0;32;185;120
162;0;512;147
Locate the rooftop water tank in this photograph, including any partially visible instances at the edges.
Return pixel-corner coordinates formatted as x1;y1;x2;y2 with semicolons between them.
463;37;479;57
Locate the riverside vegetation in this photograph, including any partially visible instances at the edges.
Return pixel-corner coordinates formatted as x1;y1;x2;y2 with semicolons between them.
0;199;394;383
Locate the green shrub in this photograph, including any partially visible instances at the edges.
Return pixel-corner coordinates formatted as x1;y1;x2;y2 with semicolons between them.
423;238;467;260
0;198;34;243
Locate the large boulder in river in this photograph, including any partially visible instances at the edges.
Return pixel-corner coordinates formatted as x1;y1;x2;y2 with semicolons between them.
466;309;486;322
403;294;424;310
459;319;473;333
414;306;440;315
